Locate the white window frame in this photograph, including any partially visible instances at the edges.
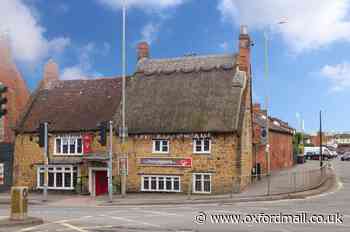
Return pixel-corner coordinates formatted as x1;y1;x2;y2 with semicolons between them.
193;138;211;154
36;165;78;190
152;139;169;154
54;136;83;155
192;173;212;194
141;175;181;192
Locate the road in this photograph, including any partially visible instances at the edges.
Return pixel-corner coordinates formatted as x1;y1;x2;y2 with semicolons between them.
0;160;349;232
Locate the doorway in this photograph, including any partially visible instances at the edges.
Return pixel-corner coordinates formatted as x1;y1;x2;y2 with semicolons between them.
95;171;108;196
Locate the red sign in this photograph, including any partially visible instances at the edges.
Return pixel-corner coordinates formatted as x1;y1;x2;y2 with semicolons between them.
140;158;192;168
83;134;92;154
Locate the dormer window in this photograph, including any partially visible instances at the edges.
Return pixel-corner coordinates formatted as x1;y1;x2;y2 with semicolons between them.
55;136;83;155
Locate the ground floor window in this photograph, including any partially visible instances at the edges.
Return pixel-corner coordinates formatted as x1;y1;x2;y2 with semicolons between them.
193;173;211;193
37;165;78;190
141;175;181;192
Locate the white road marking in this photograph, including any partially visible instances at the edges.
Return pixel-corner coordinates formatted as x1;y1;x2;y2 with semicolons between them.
111;216;161;228
136;209;180;216
60;222;89;232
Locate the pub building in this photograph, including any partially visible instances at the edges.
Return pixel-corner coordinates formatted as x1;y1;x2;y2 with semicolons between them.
13;26;254;195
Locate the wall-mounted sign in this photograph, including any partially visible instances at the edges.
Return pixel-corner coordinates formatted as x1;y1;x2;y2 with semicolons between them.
140;158;192;168
0;163;4;185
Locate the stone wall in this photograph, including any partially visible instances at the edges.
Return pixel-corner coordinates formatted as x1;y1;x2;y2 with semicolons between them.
13;132;241;194
122;134;239;194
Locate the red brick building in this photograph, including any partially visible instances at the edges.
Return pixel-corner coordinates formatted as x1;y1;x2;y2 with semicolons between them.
252;103;295;174
0;34;30;143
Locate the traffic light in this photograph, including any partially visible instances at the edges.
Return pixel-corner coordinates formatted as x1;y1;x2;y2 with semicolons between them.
37;123;45;147
0;84;7;118
98;121;107;146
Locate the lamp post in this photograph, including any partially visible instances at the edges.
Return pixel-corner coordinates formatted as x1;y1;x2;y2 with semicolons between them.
264;21;287;175
120;0;128;198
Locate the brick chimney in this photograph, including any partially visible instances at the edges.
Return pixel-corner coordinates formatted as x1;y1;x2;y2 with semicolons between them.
238;25;251;75
41;59;59;89
137;41;150;60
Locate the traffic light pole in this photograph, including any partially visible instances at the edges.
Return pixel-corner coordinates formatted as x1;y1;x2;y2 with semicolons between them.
43;122;48;202
108;121;113;202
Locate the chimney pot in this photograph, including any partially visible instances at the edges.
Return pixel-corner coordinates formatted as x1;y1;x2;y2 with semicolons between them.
137;41;150;60
240;25;248;35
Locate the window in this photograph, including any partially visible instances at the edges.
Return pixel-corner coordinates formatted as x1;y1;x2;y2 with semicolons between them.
193;173;212;193
55;136;83;155
37;165;78;190
152;140;169;153
141;175;181;192
193;138;211;154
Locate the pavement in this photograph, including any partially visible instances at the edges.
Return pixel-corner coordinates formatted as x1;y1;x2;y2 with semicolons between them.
0;160;345;232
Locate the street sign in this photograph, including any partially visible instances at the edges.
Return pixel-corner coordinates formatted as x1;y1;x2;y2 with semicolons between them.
261;126;268;145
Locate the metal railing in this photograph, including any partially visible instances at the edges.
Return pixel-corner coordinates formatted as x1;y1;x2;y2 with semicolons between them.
230;164;330;197
187;163;332;199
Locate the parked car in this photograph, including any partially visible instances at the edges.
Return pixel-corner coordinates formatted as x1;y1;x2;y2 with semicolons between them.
305;152;316;160
341;153;350;161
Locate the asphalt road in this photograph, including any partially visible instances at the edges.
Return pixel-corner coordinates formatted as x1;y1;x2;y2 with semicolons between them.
0;160;349;232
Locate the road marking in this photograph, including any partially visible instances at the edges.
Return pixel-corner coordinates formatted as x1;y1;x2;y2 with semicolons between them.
111;216;161;228
56;216;93;223
60;222;89;232
136;209;180;216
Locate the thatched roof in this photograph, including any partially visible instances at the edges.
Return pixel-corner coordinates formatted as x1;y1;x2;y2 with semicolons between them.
114;54;247;134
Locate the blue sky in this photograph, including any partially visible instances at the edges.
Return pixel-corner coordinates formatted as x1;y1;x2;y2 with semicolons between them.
1;0;350;133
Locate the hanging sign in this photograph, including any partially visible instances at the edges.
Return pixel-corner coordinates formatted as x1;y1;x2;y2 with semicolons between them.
0;163;4;185
83;134;92;154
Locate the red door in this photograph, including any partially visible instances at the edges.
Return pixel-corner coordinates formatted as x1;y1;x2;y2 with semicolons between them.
95;171;108;196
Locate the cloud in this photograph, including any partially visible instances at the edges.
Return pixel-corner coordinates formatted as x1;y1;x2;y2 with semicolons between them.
320;62;350;91
217;0;350;53
97;0;185;11
140;22;160;45
61;42;107;80
0;0;70;66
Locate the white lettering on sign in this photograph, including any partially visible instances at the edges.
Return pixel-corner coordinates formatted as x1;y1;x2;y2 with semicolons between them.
0;163;4;185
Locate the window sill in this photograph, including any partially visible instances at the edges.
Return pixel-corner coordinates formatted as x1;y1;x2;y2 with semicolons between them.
193;152;211;155
192;191;211;194
53;154;84;156
37;187;74;190
151;152;170;154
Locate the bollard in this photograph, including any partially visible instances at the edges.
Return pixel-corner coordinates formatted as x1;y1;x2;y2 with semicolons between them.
267;175;271;195
10;187;28;221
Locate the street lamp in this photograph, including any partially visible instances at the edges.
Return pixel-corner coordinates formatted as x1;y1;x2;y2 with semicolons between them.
264;20;287;175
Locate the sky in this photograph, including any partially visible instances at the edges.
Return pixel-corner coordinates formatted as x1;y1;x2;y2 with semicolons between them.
1;0;350;133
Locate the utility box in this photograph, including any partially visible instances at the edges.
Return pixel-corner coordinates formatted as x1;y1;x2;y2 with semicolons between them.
10;186;28;220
